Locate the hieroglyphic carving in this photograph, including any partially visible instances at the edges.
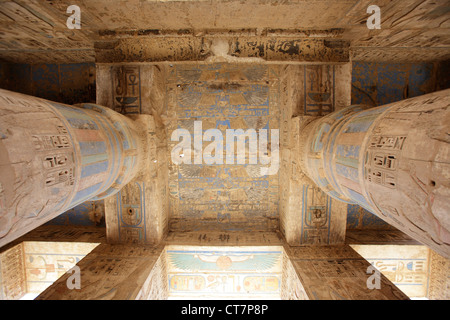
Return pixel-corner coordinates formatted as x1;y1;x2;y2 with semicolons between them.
2;225;106;246
280;251;308;300
0;92;78;244
166;245;282;299
351;244;431;298
427;250;450;300
136;250;168;300
116;182;146;244
279;65;348;245
0;243;26;300
345;229;419;245
304;65;335;116
365;135;407;189
36;244;163;300
286;245;410;300
113;66;141;115
164;231;283;246
30;123;76;190
23;241;99;294
300;185;331;244
167;63;280;232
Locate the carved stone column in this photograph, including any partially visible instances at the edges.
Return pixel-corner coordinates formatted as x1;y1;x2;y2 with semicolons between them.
300;89;450;258
0;89;144;247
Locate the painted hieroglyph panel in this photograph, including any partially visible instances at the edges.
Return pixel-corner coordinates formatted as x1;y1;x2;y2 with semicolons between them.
351;244;430;298
167;63;280;232
166;245;282;299
23;241;99;294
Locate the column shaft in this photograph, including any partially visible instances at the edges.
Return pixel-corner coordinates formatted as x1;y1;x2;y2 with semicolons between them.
301;90;450;258
0;89;143;247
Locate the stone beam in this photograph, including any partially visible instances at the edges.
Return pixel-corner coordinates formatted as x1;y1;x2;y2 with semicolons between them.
36;243;167;300
95;36;349;64
345;229;421;245
284;244;409;300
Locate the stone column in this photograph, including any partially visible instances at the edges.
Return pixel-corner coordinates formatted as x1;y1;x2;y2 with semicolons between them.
300;89;450;258
0;89;144;248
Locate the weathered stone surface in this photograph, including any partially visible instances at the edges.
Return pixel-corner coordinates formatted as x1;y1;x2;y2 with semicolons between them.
300;89;450;258
0;0;448;63
166;63;280;233
285;244;410;300
97;64;169;245
0;89;144;248
36;243;164;300
279;64;351;245
427;250;450;300
0;243;26;300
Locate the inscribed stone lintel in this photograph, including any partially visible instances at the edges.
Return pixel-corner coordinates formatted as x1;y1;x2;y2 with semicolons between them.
35;243;165;300
284;244;410;300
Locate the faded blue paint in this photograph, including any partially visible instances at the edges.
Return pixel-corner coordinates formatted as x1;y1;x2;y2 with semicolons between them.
376;64;409;105
346;204;392;229
89;113;120;194
335;163;359;181
335;155;359;169
81;153;109;165
70;182;104;206
113;121;131;150
336;144;360;159
32;64;60;101
45;200;105;227
346;189;372;213
352;62;436;105
311;123;330;152
408;64;433;98
343;115;377;133
80;161;109;178
348;62;437;224
79;141;107;156
66;117;99;130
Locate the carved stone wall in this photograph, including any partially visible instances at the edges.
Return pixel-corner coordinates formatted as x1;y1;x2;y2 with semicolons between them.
22;241;99;295
427;250;450;300
0;243;26;300
136;250;168;300
279;64;351;245
280;249;308;300
97;64;169;245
